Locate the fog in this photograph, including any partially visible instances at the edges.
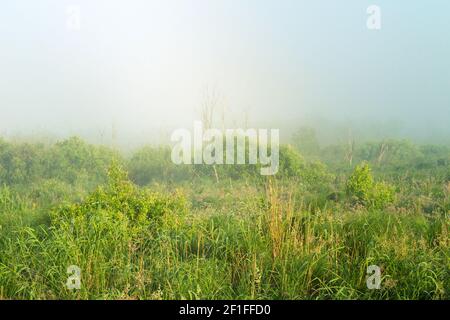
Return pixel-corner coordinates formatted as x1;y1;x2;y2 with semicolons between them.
1;0;449;148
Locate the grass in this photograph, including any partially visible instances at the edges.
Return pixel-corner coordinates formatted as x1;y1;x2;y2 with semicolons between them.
0;138;449;300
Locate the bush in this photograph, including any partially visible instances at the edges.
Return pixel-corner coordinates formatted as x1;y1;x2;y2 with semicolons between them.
279;145;334;188
128;146;192;185
346;162;395;209
0;163;189;298
0;137;119;188
371;181;395;209
45;137;120;186
52;163;188;232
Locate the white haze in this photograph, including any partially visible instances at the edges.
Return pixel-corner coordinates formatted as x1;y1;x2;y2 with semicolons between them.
1;1;449;148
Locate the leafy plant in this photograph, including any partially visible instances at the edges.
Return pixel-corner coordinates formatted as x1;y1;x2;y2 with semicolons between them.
346;162;395;209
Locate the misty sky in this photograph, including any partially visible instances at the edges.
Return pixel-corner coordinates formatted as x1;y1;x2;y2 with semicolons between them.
1;0;449;144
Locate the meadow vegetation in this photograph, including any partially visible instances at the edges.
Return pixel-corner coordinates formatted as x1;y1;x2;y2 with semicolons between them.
0;131;448;299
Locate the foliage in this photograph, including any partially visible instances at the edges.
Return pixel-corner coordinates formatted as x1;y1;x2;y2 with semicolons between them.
346;162;395;209
0;137;119;187
128;146;192;185
0;136;448;300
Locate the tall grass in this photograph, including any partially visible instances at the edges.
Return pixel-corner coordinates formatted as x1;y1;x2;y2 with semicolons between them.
0;138;448;300
0;172;448;299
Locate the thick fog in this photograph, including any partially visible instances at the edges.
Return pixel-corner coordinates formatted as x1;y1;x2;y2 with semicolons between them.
1;0;449;147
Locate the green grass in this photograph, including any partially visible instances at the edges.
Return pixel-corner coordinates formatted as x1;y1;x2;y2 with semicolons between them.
0;138;449;300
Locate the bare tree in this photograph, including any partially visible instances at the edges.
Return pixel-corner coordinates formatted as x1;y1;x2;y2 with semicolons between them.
200;87;221;130
377;141;388;165
345;129;355;166
199;87;222;183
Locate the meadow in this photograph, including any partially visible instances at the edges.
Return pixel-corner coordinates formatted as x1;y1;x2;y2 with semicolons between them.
0;133;448;300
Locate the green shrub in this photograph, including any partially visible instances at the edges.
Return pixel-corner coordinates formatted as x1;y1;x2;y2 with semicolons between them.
46;137;120;186
128;146;192;185
346;162;395;209
371;181;395;209
52;163;188;232
0;137;119;188
277;145;334;193
0;163;189;298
